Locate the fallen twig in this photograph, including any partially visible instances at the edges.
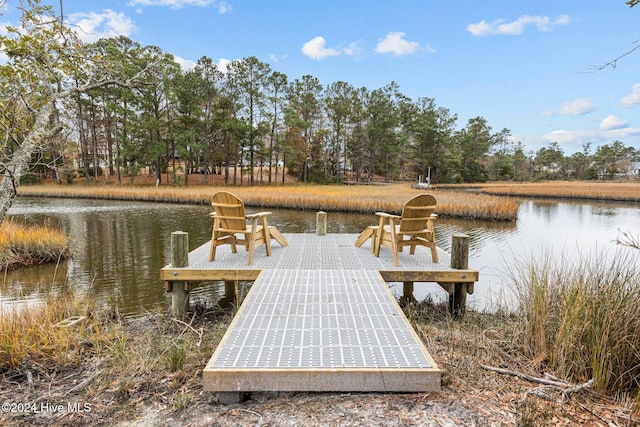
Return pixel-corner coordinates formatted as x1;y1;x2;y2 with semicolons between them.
65;369;102;396
523;379;595;404
234;408;264;421
580;403;618;427
171;317;204;347
480;364;572;388
481;365;596;405
54;316;86;328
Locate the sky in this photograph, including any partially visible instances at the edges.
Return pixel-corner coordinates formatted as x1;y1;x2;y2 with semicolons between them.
2;0;640;156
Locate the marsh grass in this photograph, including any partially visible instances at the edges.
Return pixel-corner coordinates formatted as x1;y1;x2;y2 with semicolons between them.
0;219;71;269
512;248;640;399
0;292;111;371
470;181;640;202
18;183;519;221
1;291;234;418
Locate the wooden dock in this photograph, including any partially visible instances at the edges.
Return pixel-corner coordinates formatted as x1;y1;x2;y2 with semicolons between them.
161;232;478;394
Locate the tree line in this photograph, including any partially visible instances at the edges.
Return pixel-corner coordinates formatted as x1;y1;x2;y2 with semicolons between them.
2;1;639;200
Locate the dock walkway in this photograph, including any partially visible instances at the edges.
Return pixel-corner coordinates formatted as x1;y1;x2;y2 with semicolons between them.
161;233;478;393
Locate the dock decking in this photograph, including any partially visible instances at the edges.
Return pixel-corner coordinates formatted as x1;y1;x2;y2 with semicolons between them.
161;233;479;393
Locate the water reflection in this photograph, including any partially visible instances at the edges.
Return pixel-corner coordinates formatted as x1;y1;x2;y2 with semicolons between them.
3;196;639;314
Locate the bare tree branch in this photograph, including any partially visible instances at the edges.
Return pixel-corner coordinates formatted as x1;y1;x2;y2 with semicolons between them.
587;40;640;71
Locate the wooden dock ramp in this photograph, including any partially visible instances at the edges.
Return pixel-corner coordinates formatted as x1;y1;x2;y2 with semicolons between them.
204;268;439;392
161;233;479;393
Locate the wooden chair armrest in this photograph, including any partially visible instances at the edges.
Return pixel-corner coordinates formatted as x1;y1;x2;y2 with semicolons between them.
245;212;272;219
375;212;400;219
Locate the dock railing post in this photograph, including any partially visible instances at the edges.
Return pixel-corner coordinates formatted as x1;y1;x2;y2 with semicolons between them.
316;211;327;236
170;231;189;319
449;234;469;319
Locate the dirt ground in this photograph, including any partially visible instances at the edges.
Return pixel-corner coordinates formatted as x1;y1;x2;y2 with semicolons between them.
1;305;637;427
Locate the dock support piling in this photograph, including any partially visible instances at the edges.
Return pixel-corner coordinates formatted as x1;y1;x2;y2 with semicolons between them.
170;231;190;319
449;234;470;319
218;392;251;405
316;211;327;236
400;281;416;307
216;281;237;308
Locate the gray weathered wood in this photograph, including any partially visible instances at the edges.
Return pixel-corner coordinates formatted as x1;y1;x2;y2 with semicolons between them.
217;392;250;405
170;231;190;318
171;231;189;268
316;211;327;236
449;234;470;319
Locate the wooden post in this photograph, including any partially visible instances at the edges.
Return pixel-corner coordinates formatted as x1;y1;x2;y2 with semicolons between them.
449;234;469;319
316;211;327;236
399;281;416;307
171;231;189;319
217;280;236;308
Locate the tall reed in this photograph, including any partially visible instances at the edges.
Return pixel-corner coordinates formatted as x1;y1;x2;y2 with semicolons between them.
0;293;112;371
0;219;71;269
475;181;640;202
512;248;640;397
18;183;520;221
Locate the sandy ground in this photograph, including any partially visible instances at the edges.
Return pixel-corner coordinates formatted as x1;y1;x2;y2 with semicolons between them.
1;308;637;427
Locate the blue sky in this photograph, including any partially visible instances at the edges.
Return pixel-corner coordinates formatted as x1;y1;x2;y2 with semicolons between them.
2;0;640;155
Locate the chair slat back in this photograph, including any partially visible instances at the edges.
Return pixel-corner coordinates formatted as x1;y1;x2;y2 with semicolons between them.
399;194;436;233
212;191;246;232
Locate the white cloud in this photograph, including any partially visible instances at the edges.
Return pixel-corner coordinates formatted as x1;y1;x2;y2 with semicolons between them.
216;1;232;14
174;55;196;71
600;115;628;130
217;58;231;73
67;10;137;43
542;98;596;116
619;83;640;108
127;0;229;11
267;53;288;63
375;32;420;56
543;129;590;145
543;127;640;146
343;41;364;58
301;36;340;60
468;14;570;36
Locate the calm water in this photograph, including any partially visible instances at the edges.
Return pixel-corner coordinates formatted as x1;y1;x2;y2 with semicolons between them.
3;196;639;314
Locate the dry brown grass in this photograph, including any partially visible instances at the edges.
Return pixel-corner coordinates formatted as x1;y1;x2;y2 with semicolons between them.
0;293;109;371
18;183;520;221
511;249;640;398
446;181;640;202
0;219;71;269
1;294;636;426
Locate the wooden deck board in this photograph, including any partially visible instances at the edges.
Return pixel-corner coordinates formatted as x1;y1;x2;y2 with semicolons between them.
202;269;441;392
161;233;478;283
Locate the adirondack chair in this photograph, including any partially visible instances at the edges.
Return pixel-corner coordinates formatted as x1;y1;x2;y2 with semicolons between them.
208;191;287;265
373;194;438;266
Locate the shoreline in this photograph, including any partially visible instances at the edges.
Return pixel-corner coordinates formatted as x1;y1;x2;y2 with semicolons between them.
437;180;640;203
1;297;636;426
17;182;520;221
